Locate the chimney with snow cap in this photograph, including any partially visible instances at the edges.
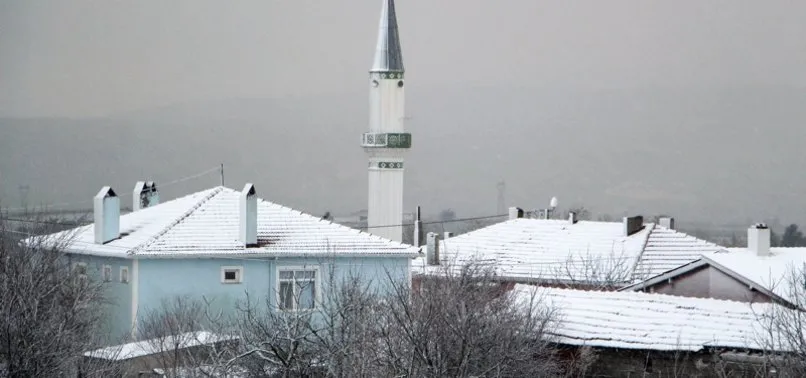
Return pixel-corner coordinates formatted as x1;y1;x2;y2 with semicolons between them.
426;232;440;265
658;216;675;230
509;207;524;220
132;181;160;211
239;183;258;247
748;223;771;257
569;212;578;224
94;186;120;244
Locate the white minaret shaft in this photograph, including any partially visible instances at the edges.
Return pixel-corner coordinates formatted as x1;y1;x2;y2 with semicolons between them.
362;0;409;242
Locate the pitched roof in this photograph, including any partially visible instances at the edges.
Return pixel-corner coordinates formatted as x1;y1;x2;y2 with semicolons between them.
46;186;419;258
706;248;806;306
84;331;235;361
632;225;724;280
412;218;721;285
516;285;771;351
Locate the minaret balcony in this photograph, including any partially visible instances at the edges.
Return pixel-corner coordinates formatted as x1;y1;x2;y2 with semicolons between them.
361;132;412;148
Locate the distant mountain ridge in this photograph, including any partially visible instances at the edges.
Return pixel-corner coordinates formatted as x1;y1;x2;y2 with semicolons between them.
2;85;805;225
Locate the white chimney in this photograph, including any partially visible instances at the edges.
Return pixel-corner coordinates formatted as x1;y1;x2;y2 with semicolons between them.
147;181;159;206
444;231;454;240
509;207;524;220
748;223;771;257
239;183;258;247
426;232;440;266
659;217;675;230
132;181;160;211
569;211;578;224
94;186;120;244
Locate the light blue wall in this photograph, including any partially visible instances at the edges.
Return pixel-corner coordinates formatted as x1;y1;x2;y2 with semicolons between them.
66;254;133;342
134;255;410;337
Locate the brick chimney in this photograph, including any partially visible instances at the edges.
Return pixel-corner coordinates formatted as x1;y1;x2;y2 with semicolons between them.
94;186;120;244
239;183;258;247
748;223;771;257
623;215;644;237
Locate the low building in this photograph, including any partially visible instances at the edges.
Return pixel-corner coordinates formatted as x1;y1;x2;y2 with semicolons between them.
36;182;419;340
515;285;778;377
623;223;806;308
82;331;238;377
413;208;722;289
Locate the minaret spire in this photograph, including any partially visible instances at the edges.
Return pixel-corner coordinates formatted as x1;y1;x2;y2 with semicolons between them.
371;0;404;73
362;0;410;243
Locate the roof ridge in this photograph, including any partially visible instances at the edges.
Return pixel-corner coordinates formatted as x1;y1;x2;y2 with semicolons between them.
254;196;418;251
628;223;656;281
129;187;224;255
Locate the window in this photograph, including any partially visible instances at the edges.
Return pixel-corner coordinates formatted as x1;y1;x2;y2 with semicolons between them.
278;268;318;311
73;262;88;286
221;266;243;284
120;267;129;284
102;265;112;282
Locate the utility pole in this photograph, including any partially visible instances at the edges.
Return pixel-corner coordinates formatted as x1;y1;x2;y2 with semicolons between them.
220;163;224;186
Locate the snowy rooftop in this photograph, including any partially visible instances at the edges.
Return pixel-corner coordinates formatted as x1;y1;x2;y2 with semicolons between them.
43;186;419;258
412;218;721;285
705;247;806;306
516;285;772;352
84;331;236;361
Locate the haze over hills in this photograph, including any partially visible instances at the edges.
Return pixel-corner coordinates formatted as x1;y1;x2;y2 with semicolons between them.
2;84;805;227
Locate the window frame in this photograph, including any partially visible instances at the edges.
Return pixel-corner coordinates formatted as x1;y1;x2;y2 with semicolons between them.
220;266;244;284
102;265;112;282
276;266;320;311
73;262;88;285
120;266;129;284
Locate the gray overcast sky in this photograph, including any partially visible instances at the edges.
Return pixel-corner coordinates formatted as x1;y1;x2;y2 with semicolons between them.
3;0;806;228
2;0;805;117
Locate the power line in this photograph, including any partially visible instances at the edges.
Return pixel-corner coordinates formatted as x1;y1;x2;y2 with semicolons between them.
3;166;222;213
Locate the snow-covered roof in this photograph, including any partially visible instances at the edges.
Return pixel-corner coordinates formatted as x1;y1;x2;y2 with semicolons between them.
412;218;721;285
43;186;419;258
632;225;723;280
84;331;236;361
516;285;771;352
705;248;806;306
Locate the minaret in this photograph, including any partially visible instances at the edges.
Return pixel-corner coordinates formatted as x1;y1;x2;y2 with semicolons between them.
362;0;409;242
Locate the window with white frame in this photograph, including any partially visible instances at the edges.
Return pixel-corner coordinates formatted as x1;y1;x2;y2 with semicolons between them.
221;266;243;284
120;266;129;284
278;268;317;311
102;265;112;282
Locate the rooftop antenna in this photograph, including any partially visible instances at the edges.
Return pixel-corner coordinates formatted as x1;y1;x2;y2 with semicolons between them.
547;196;558;219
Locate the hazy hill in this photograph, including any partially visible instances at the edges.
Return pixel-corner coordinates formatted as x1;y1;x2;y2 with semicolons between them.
2;85;805;225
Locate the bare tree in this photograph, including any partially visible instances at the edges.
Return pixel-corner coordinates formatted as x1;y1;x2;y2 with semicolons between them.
135;296;240;377
377;262;561;377
0;214;117;376
749;265;806;376
551;248;637;290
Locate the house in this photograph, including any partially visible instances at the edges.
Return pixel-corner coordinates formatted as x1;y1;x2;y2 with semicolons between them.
623;223;806;308
82;331;238;378
37;182;420;340
412;207;722;289
514;285;777;377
